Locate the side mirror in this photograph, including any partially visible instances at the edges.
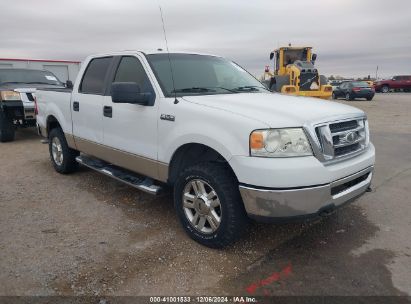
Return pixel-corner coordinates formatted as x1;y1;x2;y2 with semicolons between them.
312;53;317;61
66;80;73;89
111;82;151;105
269;52;274;60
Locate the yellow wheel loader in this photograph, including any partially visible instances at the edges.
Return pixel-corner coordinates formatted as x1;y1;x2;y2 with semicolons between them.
261;46;332;99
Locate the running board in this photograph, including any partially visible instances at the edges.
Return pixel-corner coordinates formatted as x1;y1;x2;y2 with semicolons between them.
75;155;163;195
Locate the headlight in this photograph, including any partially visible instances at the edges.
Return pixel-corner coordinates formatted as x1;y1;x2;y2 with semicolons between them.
250;128;313;157
359;119;370;147
0;91;20;101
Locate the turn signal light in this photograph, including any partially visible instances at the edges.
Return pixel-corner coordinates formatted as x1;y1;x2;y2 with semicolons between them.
250;132;264;149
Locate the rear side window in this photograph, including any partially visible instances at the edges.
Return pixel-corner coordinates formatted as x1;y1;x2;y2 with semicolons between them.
113;56;153;93
80;57;112;94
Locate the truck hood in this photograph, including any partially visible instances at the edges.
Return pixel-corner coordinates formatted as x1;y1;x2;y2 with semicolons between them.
183;92;365;127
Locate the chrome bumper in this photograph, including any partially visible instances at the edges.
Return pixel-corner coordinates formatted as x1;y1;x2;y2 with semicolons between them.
239;166;373;221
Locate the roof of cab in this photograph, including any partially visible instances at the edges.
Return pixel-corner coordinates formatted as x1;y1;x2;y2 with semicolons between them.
86;50;221;59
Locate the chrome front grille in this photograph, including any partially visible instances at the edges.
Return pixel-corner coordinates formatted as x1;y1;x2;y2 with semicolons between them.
314;117;369;162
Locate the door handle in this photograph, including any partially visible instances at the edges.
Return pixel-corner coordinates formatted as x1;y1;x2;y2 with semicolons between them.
73;101;79;112
103;106;112;118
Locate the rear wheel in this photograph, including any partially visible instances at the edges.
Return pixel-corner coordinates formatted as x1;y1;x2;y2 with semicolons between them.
48;128;79;174
366;96;373;101
174;162;248;248
381;85;390;93
345;93;353;101
320;75;328;86
0;111;15;142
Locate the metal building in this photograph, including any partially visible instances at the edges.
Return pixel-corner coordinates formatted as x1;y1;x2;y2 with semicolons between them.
0;58;81;82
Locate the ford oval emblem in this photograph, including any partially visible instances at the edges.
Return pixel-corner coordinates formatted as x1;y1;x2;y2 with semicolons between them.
345;131;358;143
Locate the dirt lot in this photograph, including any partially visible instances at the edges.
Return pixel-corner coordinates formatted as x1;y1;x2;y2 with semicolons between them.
1;93;410;297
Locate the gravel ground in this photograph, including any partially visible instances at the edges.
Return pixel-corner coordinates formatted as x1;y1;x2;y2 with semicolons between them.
0;93;410;297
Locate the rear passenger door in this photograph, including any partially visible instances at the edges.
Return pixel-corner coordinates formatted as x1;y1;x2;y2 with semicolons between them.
72;56;113;145
338;83;347;96
101;55;159;179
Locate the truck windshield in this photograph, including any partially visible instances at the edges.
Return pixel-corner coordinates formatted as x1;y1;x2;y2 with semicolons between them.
146;53;266;97
283;49;307;66
0;69;63;86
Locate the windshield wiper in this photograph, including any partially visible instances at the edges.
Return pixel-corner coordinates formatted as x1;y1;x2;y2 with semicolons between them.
26;82;56;85
172;87;239;94
206;86;238;93
0;81;25;85
172;87;215;93
233;85;267;92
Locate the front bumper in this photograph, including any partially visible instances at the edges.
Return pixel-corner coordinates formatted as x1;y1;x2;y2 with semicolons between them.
239;166;373;222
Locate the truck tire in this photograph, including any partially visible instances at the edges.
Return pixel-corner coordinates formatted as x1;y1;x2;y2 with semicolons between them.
174;162;248;248
270;75;290;92
48;128;79;174
0;111;15;142
381;85;390;93
320;75;328;86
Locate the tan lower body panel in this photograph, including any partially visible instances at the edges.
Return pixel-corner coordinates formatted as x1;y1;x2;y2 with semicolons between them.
73;136;168;182
64;133;76;149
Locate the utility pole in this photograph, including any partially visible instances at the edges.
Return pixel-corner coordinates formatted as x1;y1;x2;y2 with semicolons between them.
375;66;379;80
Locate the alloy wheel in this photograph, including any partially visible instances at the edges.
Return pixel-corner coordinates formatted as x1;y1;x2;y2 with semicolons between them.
182;179;222;234
51;137;64;166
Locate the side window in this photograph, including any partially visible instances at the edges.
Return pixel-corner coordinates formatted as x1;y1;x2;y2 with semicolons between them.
80;57;112;94
113;56;153;93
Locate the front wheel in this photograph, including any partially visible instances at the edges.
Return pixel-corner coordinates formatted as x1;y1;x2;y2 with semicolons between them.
0;111;15;142
332;92;337;100
174;163;248;248
48;128;79;174
381;85;390;93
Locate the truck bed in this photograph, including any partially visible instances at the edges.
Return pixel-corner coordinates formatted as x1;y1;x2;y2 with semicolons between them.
35;88;73;137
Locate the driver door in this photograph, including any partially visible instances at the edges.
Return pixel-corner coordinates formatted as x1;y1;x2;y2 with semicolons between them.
101;55;159;179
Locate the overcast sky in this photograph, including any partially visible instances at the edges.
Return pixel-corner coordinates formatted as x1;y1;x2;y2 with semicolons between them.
1;0;410;78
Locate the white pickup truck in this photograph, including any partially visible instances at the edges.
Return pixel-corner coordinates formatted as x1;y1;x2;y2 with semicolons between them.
36;51;375;248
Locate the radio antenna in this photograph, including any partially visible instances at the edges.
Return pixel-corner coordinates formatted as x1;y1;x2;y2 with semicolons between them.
158;4;178;104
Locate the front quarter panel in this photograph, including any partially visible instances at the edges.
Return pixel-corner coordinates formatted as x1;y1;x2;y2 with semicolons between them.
157;97;269;164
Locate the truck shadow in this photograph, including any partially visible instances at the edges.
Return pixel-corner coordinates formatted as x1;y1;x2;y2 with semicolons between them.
214;204;406;297
9;127;40;142
48;167;402;297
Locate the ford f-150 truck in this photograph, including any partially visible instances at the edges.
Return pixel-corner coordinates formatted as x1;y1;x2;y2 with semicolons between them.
36;51;375;248
0;68;66;142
